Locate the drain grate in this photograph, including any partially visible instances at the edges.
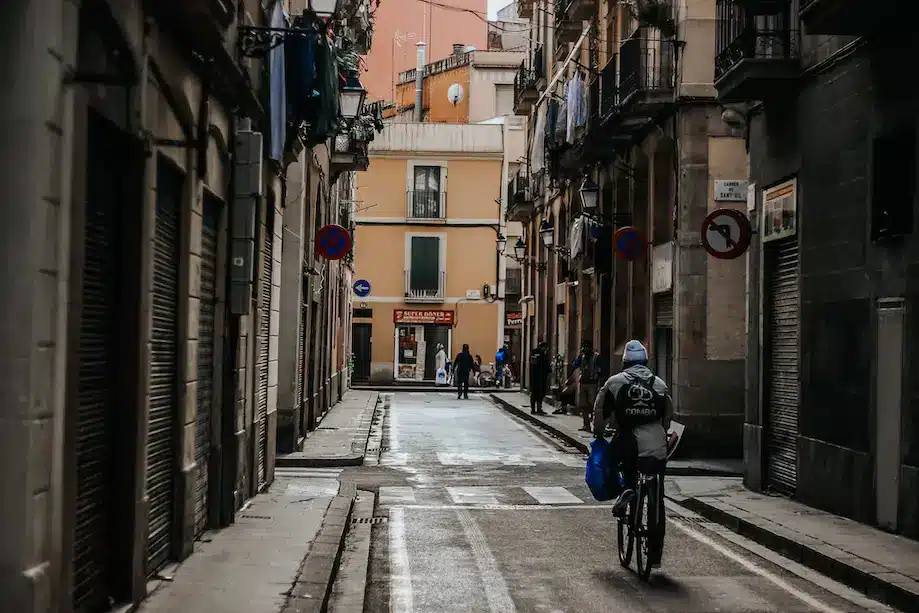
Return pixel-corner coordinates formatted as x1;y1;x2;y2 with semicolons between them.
351;516;389;524
380;446;390;452
241;514;271;520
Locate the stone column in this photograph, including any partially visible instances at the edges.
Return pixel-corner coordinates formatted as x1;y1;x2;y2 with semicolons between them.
0;0;77;610
276;155;306;452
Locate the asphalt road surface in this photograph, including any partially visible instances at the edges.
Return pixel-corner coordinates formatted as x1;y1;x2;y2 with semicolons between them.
341;392;898;613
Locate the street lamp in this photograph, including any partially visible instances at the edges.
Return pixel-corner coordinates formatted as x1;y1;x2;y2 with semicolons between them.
579;176;600;211
539;218;555;248
340;71;367;123
496;233;508;253
307;0;340;18
514;237;526;260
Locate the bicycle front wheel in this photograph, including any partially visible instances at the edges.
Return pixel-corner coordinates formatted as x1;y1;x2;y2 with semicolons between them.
635;483;653;581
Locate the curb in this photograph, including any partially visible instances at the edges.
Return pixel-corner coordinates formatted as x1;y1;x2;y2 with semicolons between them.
277;393;379;469
679;497;919;613
283;482;358;613
488;393;743;478
353;385;522;393
326;490;376;612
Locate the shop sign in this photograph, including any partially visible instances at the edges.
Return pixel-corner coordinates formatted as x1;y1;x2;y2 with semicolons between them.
506;312;522;327
762;178;797;243
393;309;455;325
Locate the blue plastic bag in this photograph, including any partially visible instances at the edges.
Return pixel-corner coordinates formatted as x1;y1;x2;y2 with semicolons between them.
585;438;619;501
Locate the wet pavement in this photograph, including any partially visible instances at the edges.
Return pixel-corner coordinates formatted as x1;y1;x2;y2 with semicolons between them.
340;391;900;613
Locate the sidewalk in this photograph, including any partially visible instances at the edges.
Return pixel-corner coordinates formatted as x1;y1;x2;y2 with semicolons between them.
667;476;919;613
352;383;521;393
138;474;356;613
490;392;743;477
277;391;379;468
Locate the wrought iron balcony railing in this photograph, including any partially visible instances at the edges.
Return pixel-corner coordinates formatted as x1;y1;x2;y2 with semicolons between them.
406;190;446;220
599;54;618;118
619;29;676;105
715;0;800;80
404;270;446;302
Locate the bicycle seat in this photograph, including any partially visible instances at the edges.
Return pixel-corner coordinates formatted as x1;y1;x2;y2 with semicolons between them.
636;457;666;474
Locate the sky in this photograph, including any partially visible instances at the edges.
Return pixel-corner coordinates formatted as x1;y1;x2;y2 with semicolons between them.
487;0;506;19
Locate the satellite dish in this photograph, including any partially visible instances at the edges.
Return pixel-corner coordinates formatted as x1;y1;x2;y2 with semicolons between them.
447;83;465;106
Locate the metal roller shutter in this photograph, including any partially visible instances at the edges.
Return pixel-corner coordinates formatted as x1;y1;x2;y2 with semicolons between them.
72;117;118;610
296;297;306;430
195;198;219;537
766;238;800;494
146;162;182;574
256;207;274;488
654;292;673;328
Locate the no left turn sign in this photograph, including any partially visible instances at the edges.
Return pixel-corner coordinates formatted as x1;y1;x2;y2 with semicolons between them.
701;208;753;260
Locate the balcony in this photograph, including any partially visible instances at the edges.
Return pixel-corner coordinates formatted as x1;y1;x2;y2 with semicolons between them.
506;172;536;222
558;0;596;23
618;29;676;111
799;0;878;35
406;190;446;220
514;61;538;115
404;270;446;302
599;54;619;120
715;0;801;102
555;1;582;46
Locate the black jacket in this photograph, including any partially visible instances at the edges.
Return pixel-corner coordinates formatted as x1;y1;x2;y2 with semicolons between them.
454;351;474;373
529;348;550;383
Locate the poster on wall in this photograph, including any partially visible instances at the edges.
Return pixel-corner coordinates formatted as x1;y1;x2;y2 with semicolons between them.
506;312;523;327
762;178;797;243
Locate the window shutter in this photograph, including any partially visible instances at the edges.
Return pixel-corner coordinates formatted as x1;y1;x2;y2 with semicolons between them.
410;236;440;291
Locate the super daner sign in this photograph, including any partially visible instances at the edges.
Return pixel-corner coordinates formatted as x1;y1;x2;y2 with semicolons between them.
393;309;455;325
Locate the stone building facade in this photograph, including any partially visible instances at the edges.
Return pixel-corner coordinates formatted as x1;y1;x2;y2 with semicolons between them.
715;0;919;538
0;0;375;611
512;0;747;456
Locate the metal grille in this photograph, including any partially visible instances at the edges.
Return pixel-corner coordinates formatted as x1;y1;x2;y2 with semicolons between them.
72;128;117;610
256;207;274;488
297;298;307;416
654;292;674;328
766;238;800;494
146;162;182;575
195;199;219;537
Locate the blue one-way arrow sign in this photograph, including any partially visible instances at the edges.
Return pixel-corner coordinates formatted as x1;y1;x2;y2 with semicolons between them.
353;279;371;297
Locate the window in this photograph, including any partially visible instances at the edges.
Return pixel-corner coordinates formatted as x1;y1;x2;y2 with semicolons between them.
871;123;916;241
408;236;442;298
411;165;442;218
496;84;514;116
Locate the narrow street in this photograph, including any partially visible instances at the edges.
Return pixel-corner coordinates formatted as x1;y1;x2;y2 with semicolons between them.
341;392;896;613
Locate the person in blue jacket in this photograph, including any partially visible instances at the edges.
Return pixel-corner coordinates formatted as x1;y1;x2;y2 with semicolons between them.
495;345;509;385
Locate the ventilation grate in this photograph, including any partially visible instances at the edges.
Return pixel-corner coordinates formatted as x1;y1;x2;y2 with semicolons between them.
351;516;389;524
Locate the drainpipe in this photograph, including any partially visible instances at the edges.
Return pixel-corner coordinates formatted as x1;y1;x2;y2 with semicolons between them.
414;41;426;122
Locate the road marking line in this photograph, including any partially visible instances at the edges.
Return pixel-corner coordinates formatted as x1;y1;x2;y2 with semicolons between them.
437;452;474;465
388;406;401;451
380;486;417;505
501;455;536;466
523;486;583;505
456;509;518;613
668;516;846;613
380;452;409;466
447;486;501;505
409;392;425;396
394;503;607;510
389;507;413;613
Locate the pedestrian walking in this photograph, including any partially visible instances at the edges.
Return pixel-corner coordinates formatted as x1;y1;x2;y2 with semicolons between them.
572;339;607;432
495;345;509;385
454;344;474;399
528;339;550;414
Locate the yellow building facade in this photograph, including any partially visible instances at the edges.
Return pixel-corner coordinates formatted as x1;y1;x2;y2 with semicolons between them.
352;122;519;382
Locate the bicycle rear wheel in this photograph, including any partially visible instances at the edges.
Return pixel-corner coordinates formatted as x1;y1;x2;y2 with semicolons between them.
635;482;653;581
616;501;634;568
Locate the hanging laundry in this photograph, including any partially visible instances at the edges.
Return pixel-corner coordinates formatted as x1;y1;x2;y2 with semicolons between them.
577;71;589;127
566;79;577;143
531;104;546;174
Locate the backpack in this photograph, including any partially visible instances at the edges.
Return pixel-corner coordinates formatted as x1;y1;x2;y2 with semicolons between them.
614;372;664;428
496;349;507;363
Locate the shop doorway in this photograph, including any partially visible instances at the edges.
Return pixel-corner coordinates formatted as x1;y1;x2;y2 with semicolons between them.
423;325;451;379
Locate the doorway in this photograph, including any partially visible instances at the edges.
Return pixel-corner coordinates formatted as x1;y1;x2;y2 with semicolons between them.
423;324;451;379
352;323;372;382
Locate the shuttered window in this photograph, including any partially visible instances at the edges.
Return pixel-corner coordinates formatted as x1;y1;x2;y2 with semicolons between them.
409;236;440;291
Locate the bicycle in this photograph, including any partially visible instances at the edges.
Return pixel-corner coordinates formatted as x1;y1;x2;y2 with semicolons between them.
616;456;667;581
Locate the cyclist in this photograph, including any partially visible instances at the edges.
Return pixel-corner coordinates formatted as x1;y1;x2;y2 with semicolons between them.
593;340;673;562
